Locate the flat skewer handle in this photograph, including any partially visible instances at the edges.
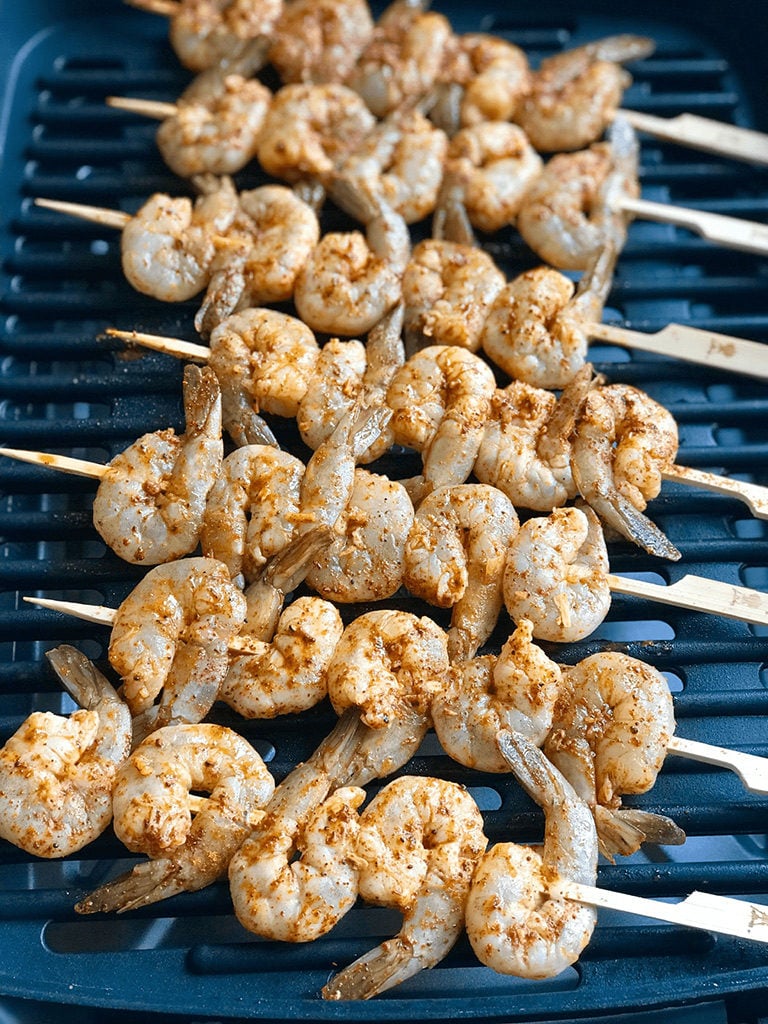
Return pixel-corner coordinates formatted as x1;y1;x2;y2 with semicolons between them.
620;196;768;257
618;109;768;167
606;572;768;626
0;447;106;479
662;464;768;520
667;735;768;795
586;321;768;382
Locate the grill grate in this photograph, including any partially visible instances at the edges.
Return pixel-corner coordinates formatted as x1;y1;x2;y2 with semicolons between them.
1;1;768;1020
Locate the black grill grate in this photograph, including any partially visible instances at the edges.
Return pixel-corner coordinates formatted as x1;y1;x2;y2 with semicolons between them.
1;1;768;1020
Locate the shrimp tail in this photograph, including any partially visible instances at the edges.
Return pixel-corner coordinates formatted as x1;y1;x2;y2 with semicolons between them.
182;363;221;437
578;482;681;561
590;34;656;64
45;644;120;711
75;858;183;915
322;935;422;1001
593;805;685;861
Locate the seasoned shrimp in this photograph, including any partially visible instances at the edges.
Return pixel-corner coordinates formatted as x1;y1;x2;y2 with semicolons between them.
268;0;374;85
336;109;448;224
466;730;598;979
401;238;505;353
77;723;274;912
432;620;562;772
503;505;611;643
518;34;655;152
256;82;376;189
323;775;488;1000
108;556;247;737
516;116;639;270
92;364;222;565
403;484;519;660
120;187;236;302
570;382;681;560
438;121;543;234
0;646;131;858
221;595;343;718
474;365;601;511
195;183;320;336
387;344;496;501
166;0;282;72
348;0;452;117
207;307;320;444
544;652;684;859
294;178;410;337
200;444;306;585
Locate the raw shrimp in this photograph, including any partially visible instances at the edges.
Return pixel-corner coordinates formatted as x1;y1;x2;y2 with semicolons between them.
256;82;376;188
403;483;519;660
502;505;611;643
401;237;505;353
0;646;131;858
108;556;247;737
207;306;320;445
268;0;374;85
474;368;602;512
77;723;274;912
221;595;344;718
570;382;681;561
432;620;562;772
195;183;320;336
466;730;598;979
387;344;497;501
348;0;453;117
200;444;306;584
544;652;684;859
518;34;655;152
294;178;410;337
166;0;283;72
92;364;222;565
325;609;449;783
516;116;639;270
120;186;236;302
432;32;532;132
336;109;448;224
322;775;488;999
438;121;543;234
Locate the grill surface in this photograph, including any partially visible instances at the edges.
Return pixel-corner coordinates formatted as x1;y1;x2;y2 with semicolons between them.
1;1;768;1020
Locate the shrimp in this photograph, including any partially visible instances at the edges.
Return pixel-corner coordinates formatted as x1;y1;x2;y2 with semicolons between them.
220;595;344;718
437;121;543;234
195;183;320;336
401;238;505;353
502;505;611;643
347;0;453;117
570;382;682;561
167;0;282;72
207;307;320;445
544;652;684;859
294;178;410;337
387;344;496;501
322;775;488;999
517;34;655;153
466;730;598;979
516;116;639;271
200;444;306;585
474;367;602;512
336;109;448;224
77;723;274;912
256;82;376;189
120;186;236;302
268;0;374;85
432;620;562;772
0;646;131;858
108;556;247;737
403;484;519;661
92;364;222;565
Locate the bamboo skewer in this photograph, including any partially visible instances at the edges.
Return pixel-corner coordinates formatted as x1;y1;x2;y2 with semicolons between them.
662;465;768;519
107;96;179;120
35;198;130;231
619;196;768;256
0;448;107;479
666;735;768;795
618;109;768;167
605;572;768;626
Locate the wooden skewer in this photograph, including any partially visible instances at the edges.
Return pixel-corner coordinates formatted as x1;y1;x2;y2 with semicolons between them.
125;0;180;16
662;464;768;520
0;447;107;479
107;96;179;120
618;109;768;168
586;321;768;382
553;879;768;944
34;198;130;231
620;196;768;257
105;327;210;362
667;735;768;795
606;572;768;626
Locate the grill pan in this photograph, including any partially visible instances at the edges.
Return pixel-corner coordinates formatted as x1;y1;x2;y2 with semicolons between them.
1;0;768;1020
